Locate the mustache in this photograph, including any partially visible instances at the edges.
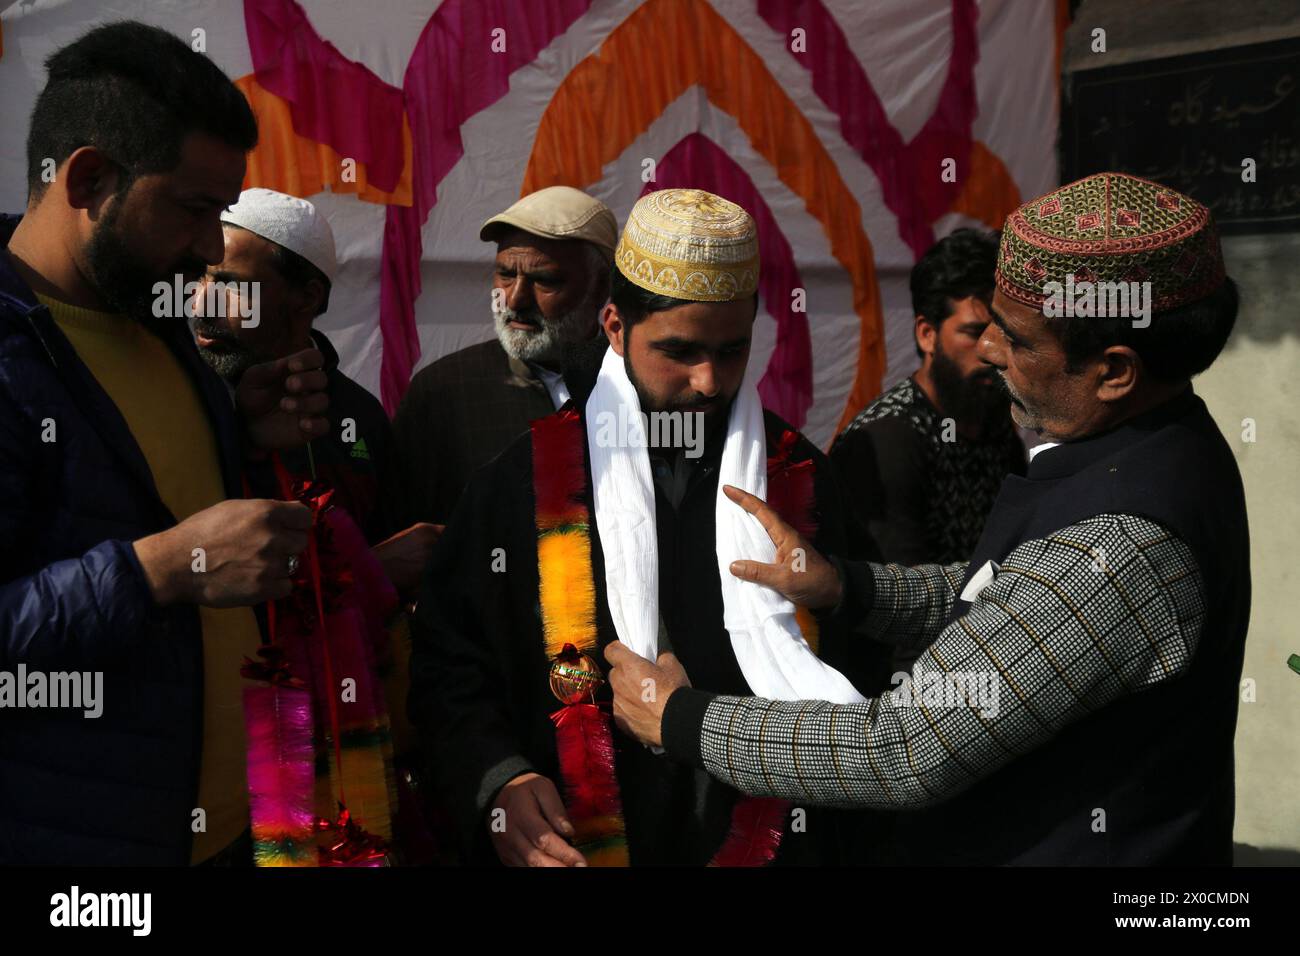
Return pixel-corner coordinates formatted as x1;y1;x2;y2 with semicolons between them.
992;373;1018;401
169;258;210;285
667;396;721;414
192;321;240;344
495;305;548;328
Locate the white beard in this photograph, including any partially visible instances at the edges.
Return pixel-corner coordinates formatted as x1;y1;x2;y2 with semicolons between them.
492;301;594;363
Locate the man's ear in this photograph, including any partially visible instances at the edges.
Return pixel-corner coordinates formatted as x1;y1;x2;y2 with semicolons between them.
63;147;121;214
1096;345;1141;404
602;302;626;357
914;316;937;359
299;277;327;321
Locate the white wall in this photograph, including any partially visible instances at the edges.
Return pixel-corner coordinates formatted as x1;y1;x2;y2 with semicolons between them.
1066;0;1300;862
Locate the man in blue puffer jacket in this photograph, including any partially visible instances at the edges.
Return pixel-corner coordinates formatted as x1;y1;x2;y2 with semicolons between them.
0;22;333;864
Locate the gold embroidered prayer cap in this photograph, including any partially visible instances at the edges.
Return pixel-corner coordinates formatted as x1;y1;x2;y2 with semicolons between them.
614;188;759;302
996;172;1226;312
480;186;618;259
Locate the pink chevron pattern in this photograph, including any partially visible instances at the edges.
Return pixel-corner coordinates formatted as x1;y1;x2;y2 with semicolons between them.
757;0;980;259
243;0;592;412
378;0;593;412
238;0;1031;420
244;0;405;192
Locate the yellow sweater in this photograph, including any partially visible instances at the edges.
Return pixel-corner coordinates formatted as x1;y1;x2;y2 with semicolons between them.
39;294;261;863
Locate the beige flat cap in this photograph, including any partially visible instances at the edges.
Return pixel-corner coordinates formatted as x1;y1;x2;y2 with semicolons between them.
480;186;617;258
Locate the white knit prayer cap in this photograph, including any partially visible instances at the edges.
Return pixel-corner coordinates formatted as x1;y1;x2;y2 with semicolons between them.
220;188;338;281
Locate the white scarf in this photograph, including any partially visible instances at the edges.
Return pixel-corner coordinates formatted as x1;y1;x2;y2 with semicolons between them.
585;346;865;705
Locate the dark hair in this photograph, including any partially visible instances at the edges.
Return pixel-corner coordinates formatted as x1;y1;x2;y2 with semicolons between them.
610;267;692;328
26;21;258;202
1055;277;1238;382
910;227;1000;357
267;240;332;317
609;267;757;331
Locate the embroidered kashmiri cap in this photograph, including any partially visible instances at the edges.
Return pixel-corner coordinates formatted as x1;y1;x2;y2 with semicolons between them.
480;186;618;259
996;172;1226;312
220;188;338;281
614;188;759;302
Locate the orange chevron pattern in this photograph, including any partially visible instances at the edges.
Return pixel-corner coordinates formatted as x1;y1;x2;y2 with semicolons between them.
523;0;889;421
236;75;414;207
951;140;1023;231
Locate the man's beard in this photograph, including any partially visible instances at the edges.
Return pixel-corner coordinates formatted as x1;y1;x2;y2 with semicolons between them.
493;297;597;364
992;370;1055;434
930;341;1009;437
85;197;205;320
622;344;732;450
192;317;268;383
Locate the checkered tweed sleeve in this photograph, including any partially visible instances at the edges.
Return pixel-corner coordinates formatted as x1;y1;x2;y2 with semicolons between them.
693;514;1205;809
859;561;969;651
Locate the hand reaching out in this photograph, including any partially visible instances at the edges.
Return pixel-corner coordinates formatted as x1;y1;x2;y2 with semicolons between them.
722;484;843;610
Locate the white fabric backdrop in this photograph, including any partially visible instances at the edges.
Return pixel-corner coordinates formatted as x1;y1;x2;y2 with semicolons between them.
0;0;1059;446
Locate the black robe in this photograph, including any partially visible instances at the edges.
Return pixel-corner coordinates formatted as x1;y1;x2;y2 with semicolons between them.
408;381;874;865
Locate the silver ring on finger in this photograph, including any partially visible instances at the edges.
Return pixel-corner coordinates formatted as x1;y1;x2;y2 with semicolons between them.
287;554;300;577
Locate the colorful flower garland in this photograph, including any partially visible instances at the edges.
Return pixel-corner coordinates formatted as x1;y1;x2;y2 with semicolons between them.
531;407;820;866
241;457;399;866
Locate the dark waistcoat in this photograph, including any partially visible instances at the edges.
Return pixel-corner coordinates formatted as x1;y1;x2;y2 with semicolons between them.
887;388;1250;865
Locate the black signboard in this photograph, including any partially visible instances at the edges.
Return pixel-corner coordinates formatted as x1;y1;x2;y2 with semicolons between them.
1062;36;1300;234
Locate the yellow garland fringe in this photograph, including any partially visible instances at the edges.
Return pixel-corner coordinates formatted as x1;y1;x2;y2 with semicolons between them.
538;529;598;659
